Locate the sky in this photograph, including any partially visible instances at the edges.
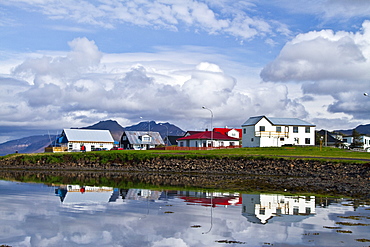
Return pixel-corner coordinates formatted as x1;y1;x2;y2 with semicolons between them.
1;0;370;143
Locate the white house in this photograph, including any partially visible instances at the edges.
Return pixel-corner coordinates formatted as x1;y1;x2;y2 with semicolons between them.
54;129;115;152
241;116;315;147
343;135;370;151
177;131;239;148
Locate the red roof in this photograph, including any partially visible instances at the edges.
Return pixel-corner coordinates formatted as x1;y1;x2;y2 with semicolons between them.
177;131;239;141
179;196;242;207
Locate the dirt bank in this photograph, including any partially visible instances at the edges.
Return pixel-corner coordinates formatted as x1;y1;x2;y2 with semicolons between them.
1;156;369;199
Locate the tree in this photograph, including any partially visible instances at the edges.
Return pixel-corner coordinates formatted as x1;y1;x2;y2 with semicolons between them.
350;129;363;149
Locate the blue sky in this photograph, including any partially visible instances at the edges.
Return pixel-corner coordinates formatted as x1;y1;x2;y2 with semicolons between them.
1;0;370;142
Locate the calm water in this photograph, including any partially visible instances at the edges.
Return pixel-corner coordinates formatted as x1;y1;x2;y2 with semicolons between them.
0;180;369;247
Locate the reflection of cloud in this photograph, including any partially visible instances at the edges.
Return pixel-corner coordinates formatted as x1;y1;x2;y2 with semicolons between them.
1;181;370;247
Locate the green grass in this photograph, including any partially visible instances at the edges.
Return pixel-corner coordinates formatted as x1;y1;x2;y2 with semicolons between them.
1;146;370;164
148;146;370;162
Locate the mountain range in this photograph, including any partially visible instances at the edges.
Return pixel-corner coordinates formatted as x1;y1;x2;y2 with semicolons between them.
0;120;185;156
2;120;370;156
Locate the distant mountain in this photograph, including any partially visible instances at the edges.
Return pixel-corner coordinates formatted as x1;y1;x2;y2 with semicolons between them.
125;121;185;137
81;120;125;141
0;134;57;156
0;120;185;156
335;123;370;135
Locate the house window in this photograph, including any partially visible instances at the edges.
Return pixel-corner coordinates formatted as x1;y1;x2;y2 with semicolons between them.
259;208;265;215
220;142;224;146
179;142;184;147
251;138;254;142
305;138;310;144
259;126;265;132
230;142;235;146
143;136;151;142
243;129;246;134
305;127;310;133
195;141;198;147
276;126;281;132
294;137;299;144
280;138;284;141
293;126;298;133
122;136;127;141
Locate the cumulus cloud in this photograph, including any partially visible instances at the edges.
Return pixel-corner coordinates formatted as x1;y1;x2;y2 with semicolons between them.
260;20;370;122
260;21;370;83
0;37;311;140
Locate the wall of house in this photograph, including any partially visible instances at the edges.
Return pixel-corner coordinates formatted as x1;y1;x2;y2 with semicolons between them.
178;139;238;148
227;129;240;139
67;142;114;152
242;125;261;147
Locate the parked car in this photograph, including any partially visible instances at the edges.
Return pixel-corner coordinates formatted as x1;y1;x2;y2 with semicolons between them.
110;147;124;150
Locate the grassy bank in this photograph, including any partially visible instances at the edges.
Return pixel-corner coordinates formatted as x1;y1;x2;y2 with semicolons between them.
1;146;370;164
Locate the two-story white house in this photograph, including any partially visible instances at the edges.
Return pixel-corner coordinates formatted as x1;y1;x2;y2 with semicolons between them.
241;116;315;147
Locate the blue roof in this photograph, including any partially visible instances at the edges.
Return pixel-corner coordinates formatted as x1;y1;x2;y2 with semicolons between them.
242;116;315;127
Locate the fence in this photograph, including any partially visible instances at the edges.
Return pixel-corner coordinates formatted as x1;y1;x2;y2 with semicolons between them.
151;145;242;151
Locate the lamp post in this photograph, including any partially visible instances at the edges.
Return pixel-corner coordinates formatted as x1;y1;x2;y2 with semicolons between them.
160;123;169;146
140;117;150;134
202;106;213;147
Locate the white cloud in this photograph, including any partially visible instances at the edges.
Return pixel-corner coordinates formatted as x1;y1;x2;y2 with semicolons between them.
270;0;370;21
261;21;370;83
0;37;312;139
2;0;286;41
259;20;370;126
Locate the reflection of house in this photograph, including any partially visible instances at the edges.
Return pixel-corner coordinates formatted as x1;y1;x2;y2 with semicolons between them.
176;131;240;148
124;189;162;201
120;131;164;150
178;191;241;207
55;185;118;204
48;129;114;152
241;194;315;224
242;116;315;147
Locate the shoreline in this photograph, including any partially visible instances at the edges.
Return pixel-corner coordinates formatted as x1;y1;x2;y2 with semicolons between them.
1;155;370;199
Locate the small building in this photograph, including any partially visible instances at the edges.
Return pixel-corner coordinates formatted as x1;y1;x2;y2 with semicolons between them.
214;128;242;143
163;135;184;146
120;131;165;150
242;116;315;147
316;130;345;147
176;131;239;148
51;129;114;152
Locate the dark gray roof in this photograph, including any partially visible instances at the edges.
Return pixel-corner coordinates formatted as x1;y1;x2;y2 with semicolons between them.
123;131;164;145
242;116;315;127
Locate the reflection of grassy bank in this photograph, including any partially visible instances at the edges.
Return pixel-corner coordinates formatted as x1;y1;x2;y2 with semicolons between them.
1;170;370;201
1;146;370;164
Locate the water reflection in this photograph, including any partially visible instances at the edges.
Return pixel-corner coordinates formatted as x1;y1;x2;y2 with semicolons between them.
1;180;369;247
